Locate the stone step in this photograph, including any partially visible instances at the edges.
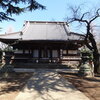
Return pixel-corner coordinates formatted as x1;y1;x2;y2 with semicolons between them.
13;63;69;69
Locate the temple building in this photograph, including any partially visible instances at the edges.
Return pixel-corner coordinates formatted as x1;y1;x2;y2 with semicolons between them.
0;21;85;64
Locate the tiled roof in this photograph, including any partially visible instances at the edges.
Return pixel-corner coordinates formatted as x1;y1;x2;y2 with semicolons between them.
0;21;85;41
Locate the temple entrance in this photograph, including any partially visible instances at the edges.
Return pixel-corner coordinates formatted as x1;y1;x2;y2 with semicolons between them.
41;50;50;58
32;49;60;63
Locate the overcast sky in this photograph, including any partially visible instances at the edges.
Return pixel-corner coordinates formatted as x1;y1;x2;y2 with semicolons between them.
0;0;100;35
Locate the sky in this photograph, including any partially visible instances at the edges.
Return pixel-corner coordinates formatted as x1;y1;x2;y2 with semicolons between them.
0;0;100;38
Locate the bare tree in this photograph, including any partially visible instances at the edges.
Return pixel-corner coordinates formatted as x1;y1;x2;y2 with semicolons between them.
67;6;100;73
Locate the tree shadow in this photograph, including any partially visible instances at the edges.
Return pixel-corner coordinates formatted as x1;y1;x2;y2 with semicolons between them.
84;77;100;82
58;71;100;93
58;71;100;82
0;73;32;95
23;69;77;100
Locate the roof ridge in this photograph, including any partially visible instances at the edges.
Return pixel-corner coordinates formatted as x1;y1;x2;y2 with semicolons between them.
25;21;68;24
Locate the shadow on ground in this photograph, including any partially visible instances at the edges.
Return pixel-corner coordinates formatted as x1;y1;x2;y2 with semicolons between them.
24;69;76;96
59;72;100;100
0;73;32;95
59;72;100;82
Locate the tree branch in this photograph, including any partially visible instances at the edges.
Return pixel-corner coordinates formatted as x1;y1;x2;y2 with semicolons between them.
74;18;88;24
89;8;100;23
80;12;89;20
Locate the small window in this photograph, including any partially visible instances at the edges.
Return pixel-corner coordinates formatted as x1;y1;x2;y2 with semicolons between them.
52;50;58;57
25;50;29;54
47;50;50;58
68;50;78;54
33;50;39;57
15;50;23;54
63;50;67;54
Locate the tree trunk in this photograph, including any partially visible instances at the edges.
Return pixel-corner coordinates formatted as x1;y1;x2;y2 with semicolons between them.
98;54;100;73
88;33;100;73
93;51;99;73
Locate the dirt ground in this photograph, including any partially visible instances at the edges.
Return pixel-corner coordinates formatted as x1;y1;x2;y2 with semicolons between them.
59;72;100;100
0;72;33;100
0;72;100;100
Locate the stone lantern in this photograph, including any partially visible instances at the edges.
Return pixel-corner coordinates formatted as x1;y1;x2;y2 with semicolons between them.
78;52;94;77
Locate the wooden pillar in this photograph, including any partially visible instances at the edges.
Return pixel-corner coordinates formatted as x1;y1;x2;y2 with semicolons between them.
39;49;41;59
31;49;33;57
37;49;39;61
67;49;68;55
44;46;47;58
30;49;32;55
50;49;52;62
29;49;31;54
45;49;48;58
60;49;63;59
23;49;25;54
58;49;61;61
